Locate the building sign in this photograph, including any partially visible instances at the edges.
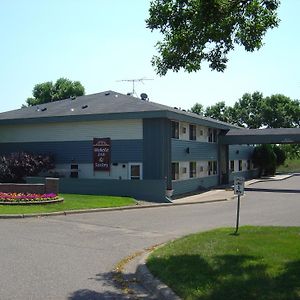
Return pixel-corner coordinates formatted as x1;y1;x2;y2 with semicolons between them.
93;138;111;171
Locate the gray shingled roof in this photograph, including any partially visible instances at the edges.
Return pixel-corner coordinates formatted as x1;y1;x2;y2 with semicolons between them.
0;91;237;129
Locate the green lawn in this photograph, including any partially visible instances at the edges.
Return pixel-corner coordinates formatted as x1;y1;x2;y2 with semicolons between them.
147;226;300;300
277;158;300;173
0;194;136;215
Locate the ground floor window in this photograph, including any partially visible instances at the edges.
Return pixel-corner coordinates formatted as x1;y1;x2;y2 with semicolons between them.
239;160;243;171
129;163;142;180
230;160;235;172
189;161;196;178
247;160;251;170
208;161;218;175
172;162;179;180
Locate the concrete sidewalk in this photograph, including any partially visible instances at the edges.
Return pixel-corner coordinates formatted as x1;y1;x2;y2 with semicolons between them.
170;173;293;205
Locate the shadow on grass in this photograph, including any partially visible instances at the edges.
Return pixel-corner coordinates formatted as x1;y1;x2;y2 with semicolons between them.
147;254;300;300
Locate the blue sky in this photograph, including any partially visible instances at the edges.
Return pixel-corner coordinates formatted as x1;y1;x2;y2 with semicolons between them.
0;1;299;113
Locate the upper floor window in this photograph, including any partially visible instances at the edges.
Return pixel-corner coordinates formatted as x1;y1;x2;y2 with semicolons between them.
230;160;235;173
189;124;196;140
171;121;179;139
208;128;218;143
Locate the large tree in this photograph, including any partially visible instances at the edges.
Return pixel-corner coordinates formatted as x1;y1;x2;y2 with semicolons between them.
204;101;234;123
146;0;280;75
192;92;300;129
26;78;85;106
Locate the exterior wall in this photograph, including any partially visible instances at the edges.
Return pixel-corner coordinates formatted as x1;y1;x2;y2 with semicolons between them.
0;119;144;181
228;144;256;181
143;118;171;185
172;176;219;196
27;177;167;202
0;119;143;142
170;121;220;196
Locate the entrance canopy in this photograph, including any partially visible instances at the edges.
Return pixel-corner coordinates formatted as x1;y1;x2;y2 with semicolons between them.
220;128;300;145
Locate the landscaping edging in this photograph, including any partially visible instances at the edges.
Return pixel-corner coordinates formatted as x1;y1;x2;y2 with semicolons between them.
0;198;64;205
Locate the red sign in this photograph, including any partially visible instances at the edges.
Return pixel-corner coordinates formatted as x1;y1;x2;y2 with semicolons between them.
93;138;111;171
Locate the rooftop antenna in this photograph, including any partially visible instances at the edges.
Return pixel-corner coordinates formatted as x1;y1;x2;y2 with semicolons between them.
117;77;153;97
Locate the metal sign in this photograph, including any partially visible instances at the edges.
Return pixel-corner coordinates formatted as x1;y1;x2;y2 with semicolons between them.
93;138;111;171
234;177;245;195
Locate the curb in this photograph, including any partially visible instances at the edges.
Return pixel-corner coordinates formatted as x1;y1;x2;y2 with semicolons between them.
0;197;231;219
0;174;293;219
135;251;181;300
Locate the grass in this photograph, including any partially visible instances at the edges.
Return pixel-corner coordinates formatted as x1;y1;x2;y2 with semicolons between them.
147;226;300;300
277;158;300;173
0;193;136;214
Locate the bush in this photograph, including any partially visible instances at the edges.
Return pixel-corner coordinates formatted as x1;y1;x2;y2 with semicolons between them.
0;152;54;183
253;145;277;176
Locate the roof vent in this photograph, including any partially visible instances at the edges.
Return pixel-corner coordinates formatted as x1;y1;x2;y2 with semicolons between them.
174;107;178;110
105;92;110;96
127;92;132;96
71;96;76;100
140;93;149;101
81;105;88;109
41;107;47;112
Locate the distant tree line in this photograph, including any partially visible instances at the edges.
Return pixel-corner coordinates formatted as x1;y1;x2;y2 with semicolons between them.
190;91;300;129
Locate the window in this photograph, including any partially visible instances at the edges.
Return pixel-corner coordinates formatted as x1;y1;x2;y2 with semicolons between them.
129;163;142;180
208;161;218;175
247;160;251;170
189;162;196;178
208;129;213;142
208;128;217;142
230;160;235;172
181;126;186;134
213;129;218;142
189;124;196;140
239;160;243;171
172;162;179;180
171;121;179;139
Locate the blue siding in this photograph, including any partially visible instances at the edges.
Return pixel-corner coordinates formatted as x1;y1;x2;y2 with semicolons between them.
229;145;254;160
27;177;167;202
143;118;171;184
172;140;218;161
0;140;143;164
172;176;219;196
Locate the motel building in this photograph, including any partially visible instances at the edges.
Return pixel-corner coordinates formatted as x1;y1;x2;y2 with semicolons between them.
0;91;257;202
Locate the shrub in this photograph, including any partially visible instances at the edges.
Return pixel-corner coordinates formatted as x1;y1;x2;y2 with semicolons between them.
0;152;54;183
253;144;277;176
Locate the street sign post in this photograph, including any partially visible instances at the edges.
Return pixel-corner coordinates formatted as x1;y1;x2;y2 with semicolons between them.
234;177;245;234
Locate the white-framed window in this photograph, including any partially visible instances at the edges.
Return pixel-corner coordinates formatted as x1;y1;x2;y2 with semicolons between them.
239;160;243;171
129;163;143;180
171;121;179;139
208;161;218;175
189;161;196;178
189;124;196;140
230;160;235;172
172;162;179;180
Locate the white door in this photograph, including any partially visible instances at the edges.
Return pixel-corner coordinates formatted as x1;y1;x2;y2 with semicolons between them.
128;163;143;180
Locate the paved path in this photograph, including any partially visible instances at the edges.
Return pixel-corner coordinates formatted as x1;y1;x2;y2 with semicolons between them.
0;175;299;299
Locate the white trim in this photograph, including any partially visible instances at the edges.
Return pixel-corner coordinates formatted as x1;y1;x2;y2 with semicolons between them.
128;163;143;180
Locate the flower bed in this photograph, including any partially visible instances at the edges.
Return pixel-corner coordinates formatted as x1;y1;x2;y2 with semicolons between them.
0;192;63;205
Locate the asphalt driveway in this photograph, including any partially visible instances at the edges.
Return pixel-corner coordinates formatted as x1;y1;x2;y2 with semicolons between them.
0;175;299;299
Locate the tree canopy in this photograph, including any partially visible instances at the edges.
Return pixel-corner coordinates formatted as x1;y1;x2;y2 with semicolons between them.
192;92;300;129
26;78;85;106
146;0;280;75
